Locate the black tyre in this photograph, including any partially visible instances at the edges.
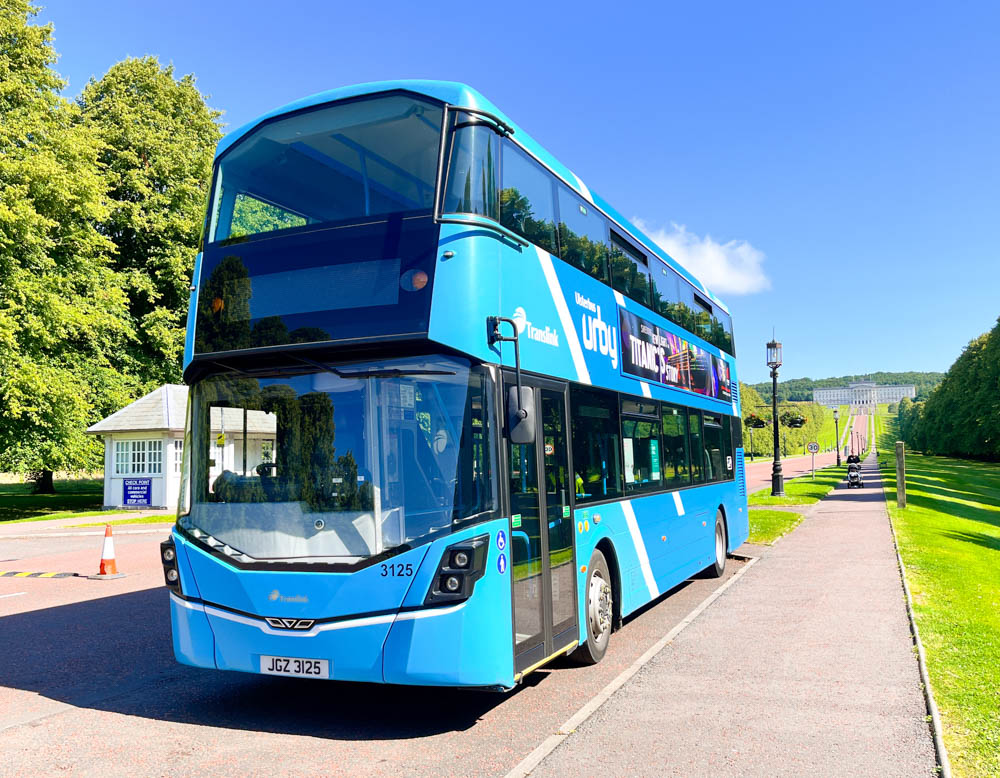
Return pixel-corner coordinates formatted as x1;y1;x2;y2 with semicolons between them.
705;509;727;578
571;549;613;665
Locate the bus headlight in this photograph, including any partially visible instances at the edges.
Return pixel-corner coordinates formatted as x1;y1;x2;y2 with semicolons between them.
160;538;182;593
424;534;489;605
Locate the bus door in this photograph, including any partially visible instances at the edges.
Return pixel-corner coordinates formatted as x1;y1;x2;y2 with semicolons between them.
504;374;578;675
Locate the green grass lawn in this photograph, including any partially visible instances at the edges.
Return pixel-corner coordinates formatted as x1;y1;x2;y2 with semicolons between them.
0;478;111;523
748;508;804;545
813;404;852;453
748;464;849;506
879;422;1000;777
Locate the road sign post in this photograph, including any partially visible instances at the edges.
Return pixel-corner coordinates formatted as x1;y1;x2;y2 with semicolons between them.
807;441;819;479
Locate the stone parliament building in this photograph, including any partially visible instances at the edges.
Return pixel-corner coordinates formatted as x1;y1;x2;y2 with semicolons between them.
813;381;916;412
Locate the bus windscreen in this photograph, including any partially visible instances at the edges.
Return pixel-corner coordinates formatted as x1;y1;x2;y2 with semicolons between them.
208;94;443;243
178;356;496;565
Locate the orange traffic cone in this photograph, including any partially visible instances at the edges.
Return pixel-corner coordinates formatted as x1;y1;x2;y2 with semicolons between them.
88;524;125;580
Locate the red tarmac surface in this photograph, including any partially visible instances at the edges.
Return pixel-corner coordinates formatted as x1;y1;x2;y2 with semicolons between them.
0;517;747;775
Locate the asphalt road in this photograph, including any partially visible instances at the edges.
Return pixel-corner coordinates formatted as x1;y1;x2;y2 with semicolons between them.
0;520;751;777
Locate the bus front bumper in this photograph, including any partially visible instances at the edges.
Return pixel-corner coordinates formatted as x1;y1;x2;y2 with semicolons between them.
168;518;516;688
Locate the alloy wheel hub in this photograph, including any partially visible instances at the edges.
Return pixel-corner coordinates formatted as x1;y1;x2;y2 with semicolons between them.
589;573;612;639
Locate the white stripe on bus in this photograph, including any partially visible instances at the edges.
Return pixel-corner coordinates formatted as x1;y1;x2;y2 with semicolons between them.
621;500;659;601
673;491;686;517
572;173;594;204
613;290;626;307
536;246;592;385
640;382;652;398
172;593;467;637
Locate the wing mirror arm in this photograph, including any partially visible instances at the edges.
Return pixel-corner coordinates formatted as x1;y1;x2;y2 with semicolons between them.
488;316;534;444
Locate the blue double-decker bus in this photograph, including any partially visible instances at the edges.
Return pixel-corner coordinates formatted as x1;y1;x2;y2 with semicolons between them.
161;81;748;689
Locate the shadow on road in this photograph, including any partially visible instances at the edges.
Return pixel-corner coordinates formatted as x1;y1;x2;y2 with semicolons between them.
0;588;526;739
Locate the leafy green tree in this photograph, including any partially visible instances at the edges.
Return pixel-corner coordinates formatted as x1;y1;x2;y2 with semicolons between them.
228;194;305;240
740;382;772;457
907;318;1000;460
78;56;222;387
0;2;134;491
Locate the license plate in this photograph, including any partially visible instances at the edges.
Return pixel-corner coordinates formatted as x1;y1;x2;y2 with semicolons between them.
260;655;329;679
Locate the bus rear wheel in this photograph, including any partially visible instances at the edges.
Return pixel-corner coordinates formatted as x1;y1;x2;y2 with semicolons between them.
572;549;613;665
705;509;727;578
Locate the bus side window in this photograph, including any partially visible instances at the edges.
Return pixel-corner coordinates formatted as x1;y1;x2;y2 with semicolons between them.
661;403;691;487
715;307;735;356
570;386;623;504
442;116;499;221
556;186;608;283
610;233;650;306
688;409;704;484
500;141;558;255
722;415;734;479
621;397;661;495
702;413;726;483
690;292;714;344
651;263;682;326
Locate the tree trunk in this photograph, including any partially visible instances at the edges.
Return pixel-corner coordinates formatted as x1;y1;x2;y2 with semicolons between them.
34;469;56;494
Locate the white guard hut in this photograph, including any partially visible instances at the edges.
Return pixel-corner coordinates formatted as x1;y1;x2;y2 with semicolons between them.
87;385;278;510
87;385;188;510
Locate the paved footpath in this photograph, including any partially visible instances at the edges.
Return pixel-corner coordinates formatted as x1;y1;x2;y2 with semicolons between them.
532;453;938;777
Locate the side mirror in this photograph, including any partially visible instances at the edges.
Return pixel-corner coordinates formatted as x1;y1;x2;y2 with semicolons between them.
507;385;535;444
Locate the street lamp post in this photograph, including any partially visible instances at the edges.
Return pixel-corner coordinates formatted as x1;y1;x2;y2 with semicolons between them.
767;338;784;497
748;427;754;462
833;408;841;466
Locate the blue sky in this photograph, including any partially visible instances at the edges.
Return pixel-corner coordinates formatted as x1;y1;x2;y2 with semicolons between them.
36;0;999;383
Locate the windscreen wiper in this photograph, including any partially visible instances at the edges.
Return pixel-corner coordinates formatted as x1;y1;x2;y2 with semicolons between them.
289;355;454;379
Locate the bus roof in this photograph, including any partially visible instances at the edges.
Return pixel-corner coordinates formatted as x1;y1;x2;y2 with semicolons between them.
215;80;730;315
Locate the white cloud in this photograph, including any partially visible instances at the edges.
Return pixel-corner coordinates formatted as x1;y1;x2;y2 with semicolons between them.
634;220;770;296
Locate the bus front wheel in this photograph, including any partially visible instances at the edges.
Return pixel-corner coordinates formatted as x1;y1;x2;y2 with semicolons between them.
572;549;613;665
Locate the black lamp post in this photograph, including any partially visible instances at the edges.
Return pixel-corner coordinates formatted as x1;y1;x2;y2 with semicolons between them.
767;338;784;496
833;408;841;466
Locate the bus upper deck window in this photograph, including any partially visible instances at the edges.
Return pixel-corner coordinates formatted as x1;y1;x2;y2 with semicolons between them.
442;116;499;221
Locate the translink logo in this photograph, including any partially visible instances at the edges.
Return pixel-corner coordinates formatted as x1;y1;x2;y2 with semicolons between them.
512;306;559;347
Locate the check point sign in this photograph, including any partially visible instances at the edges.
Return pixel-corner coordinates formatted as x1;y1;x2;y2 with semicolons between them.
123;478;151;506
